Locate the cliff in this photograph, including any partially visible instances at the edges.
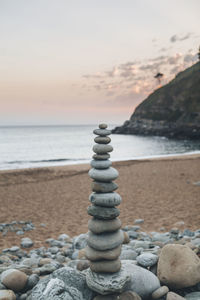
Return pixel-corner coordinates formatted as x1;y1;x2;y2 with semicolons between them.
112;62;200;139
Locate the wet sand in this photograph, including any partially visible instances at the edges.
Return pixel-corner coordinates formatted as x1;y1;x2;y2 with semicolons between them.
0;154;200;250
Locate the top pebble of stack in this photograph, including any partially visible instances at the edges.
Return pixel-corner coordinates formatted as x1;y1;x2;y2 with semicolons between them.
93;124;111;137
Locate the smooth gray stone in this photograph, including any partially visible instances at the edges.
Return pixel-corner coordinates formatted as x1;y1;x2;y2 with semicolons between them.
89;192;121;207
93;129;111;136
93;153;110;160
99;124;107;129
85;245;121;261
92;181;118;193
90;258;121;273
136;253;158;267
89;167;118;182
151;232;171;243
73;233;88;249
151;286;169;299
131;240;151;249
90;160;112;169
120;249;138;260
86;263;131;295
87;230;124;251
191;238;200;247
87;205;120;220
31;267;94;300
21;237;34;248
134;219;144;225
88;218;121;234
185;292;200;300
123;260;160;299
94;136;111;144
93;144;113;154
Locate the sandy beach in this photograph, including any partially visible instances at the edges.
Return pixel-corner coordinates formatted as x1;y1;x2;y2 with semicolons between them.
0;154;200;251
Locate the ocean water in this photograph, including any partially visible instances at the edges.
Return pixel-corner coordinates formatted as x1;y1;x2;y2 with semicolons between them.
0;125;200;170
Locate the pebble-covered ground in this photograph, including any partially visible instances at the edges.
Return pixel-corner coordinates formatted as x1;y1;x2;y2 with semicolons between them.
0;219;199;300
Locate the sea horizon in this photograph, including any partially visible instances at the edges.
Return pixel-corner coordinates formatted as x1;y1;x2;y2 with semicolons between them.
0;124;200;171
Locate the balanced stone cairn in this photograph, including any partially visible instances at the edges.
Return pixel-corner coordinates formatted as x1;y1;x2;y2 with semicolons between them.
86;123;124;274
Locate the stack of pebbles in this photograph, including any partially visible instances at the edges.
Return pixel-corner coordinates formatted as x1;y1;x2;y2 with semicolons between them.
86;123;124;273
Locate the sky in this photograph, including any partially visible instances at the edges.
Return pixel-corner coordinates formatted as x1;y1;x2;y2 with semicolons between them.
0;0;199;125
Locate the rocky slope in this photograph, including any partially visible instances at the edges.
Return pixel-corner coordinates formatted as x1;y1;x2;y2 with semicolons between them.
113;62;200;139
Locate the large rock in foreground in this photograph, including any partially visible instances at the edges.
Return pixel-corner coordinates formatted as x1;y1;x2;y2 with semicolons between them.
30;267;94;300
157;244;200;289
86;260;160;299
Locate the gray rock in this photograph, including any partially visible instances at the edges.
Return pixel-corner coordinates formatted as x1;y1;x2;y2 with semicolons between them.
1;269;28;292
58;234;71;242
152;286;169;299
86;245;121;261
93;129;111;136
92;181;118;193
90;258;121;273
93;154;110;160
185;292;200;300
49;247;59;254
191;238;200;247
93;144;113;154
88;218;121;234
89;192;121;207
183;229;195;237
88;205;120;220
31;267;94;300
89;167;118;182
9;246;20;252
90;160;112;169
0;282;6;289
0;290;16;300
134;219;144;225
38;262;61;275
19;293;28;300
99;123;107;129
94;136;111;144
21;238;34;248
151;232;171;243
120;249;138;260
25;274;39;291
136;253;158;267
127;231;139;239
123;260;160;299
86;263;131;295
130;240;151;249
73;233;88;249
87;230;124;251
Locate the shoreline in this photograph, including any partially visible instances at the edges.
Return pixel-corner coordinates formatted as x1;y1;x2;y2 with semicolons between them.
1;151;200;173
0;153;200;250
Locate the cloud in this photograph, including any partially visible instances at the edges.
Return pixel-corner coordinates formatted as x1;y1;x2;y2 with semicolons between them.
105;66;119;77
83;73;103;79
184;53;198;63
170;33;193;43
81;46;198;107
167;53;182;64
